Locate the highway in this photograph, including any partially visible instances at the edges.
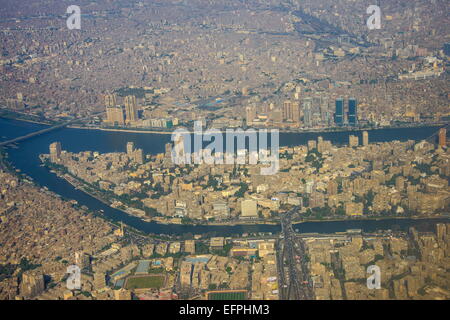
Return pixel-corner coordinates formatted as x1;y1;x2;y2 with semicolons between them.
277;206;314;300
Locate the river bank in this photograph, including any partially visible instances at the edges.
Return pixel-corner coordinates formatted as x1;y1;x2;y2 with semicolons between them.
68;122;446;136
0;109;56;126
2;117;449;236
2;111;445;137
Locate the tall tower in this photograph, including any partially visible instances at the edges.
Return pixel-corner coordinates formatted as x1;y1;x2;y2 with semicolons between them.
320;96;330;125
302;98;313;127
49;142;62;162
362;131;369;146
283;100;300;124
439;128;447;147
291;101;300;124
282;100;292;121
104;93;117;107
133;148;144;164
124;95;138;123
106;105;125;126
334;98;344;126
165;143;172;158
349;135;359;147
126;142;134;156
348;98;358;126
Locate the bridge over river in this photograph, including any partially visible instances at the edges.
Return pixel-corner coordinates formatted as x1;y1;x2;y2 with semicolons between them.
0;112;104;147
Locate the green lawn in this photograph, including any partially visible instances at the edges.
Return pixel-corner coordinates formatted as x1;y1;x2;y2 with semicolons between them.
125;275;165;289
207;291;247;300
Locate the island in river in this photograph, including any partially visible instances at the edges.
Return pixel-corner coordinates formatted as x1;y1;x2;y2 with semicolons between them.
38;128;450;228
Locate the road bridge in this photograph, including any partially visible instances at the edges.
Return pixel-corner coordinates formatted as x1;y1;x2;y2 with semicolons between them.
0;112;104;148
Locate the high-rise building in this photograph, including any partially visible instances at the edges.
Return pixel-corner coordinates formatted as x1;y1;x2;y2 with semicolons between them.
134;148;144;164
362;131;369;146
436;223;447;243
126;142;144;164
334;98;344;126
164;142;173;159
439;128;447;147
317;95;329;124
291;101;300;123
317;136;323;145
6;98;21;109
282;100;300;123
307;140;317;151
106;105;125;126
49;142;62;162
282;100;291;121
349;135;359;147
311;96;322;126
126;142;134;156
348;98;357;125
104;93;117;107
317;136;331;153
303;98;313;127
124;95;138;123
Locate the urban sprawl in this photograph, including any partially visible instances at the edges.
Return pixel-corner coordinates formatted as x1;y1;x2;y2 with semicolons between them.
0;0;449;301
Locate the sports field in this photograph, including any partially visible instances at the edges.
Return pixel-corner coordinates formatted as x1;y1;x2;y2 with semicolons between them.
125;275;165;289
207;290;247;300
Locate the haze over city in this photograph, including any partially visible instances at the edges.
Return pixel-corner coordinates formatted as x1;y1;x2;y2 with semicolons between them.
0;0;449;306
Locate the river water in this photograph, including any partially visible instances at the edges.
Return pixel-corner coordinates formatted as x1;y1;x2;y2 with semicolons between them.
0;117;448;236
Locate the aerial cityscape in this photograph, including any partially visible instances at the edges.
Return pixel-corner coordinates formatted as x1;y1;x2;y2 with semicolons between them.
0;0;449;305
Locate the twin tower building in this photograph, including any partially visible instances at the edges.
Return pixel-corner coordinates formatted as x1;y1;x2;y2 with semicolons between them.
104;94;138;126
334;97;358;126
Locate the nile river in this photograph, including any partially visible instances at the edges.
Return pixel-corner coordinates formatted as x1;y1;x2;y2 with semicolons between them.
0;117;448;236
